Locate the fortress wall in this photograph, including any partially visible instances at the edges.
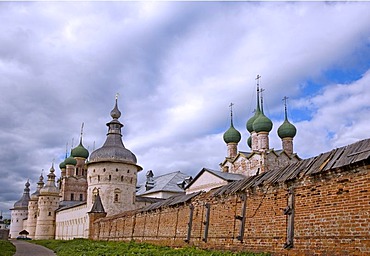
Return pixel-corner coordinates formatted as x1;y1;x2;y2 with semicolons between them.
92;165;370;255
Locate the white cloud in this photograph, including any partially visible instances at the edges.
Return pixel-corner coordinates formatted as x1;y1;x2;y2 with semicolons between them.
1;1;370;217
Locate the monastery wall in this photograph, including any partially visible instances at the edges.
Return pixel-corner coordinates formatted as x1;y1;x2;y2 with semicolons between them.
55;203;88;240
91;163;370;255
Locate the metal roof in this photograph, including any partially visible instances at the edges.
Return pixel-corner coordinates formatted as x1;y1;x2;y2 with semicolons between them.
136;171;190;196
213;138;370;196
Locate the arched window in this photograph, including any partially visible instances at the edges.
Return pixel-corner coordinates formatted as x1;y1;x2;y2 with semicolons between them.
114;188;121;203
98;175;100;182
109;175;111;181
76;168;79;176
121;176;123;182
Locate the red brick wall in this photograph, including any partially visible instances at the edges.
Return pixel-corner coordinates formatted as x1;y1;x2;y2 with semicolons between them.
91;165;370;255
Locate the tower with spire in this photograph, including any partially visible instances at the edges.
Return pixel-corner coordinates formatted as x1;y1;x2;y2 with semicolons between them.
26;173;44;239
9;180;31;238
34;164;60;239
59;123;89;202
86;95;142;216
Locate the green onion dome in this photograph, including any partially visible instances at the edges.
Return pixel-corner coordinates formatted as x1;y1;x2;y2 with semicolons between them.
253;112;273;133
278;119;297;139
71;140;89;159
59;160;66;169
247;136;252;148
246;110;260;133
65;154;77;166
223;124;241;144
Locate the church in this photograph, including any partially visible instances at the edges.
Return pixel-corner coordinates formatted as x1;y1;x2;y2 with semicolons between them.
10;76;301;240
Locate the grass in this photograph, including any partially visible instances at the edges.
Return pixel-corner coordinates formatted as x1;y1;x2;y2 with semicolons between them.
31;239;270;256
0;240;16;256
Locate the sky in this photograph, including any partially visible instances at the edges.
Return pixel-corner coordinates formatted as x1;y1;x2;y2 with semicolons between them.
1;1;370;218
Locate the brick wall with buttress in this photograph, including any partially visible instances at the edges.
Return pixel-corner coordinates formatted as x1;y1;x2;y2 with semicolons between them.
90;165;370;256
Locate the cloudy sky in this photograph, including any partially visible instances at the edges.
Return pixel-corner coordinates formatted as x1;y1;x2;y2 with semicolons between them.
1;1;370;218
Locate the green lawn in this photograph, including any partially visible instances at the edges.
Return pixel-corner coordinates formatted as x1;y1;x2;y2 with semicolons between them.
31;239;270;256
0;240;16;256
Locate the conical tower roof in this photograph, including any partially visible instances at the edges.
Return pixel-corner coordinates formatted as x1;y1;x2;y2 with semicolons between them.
30;174;44;200
89;96;138;165
13;180;31;209
40;164;59;196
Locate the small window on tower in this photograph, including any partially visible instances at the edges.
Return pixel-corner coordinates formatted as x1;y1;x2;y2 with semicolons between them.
114;188;121;203
71;193;74;201
48;212;51;216
98;175;100;182
121;176;123;182
103;168;106;172
116;168;118;172
79;194;83;201
109;175;111;181
76;168;79;176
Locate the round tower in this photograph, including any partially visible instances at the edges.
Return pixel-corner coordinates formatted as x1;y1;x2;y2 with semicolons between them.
9;180;31;238
223;103;241;159
34;164;60;240
277;97;297;155
26;174;44;239
87;96;142;216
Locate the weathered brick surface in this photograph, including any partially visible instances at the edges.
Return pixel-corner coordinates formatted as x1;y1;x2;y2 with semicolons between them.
92;165;370;255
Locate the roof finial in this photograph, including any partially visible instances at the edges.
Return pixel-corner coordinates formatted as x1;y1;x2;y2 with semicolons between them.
65;142;68;159
260;87;265;114
111;93;121;119
80;122;84;143
229;102;234;126
282;96;289;120
71;138;74;148
255;75;261;112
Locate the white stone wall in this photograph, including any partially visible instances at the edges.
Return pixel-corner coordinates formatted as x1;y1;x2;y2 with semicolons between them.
9;208;28;238
55;203;88;240
141;191;182;199
186;172;228;194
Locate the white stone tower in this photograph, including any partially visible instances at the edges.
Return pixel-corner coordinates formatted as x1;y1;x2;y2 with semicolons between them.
34;164;60;239
9;180;31;238
87;96;142;216
26;174;44;239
